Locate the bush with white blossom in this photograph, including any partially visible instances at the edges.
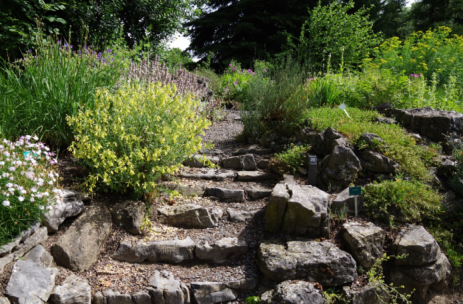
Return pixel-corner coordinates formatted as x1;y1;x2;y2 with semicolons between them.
0;136;60;246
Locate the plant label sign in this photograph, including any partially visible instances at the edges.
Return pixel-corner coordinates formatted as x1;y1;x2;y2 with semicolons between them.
308;155;317;186
349;186;361;217
338;103;351;118
349;186;361;196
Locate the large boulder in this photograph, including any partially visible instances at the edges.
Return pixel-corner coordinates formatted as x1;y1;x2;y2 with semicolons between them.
147;271;190;304
190;282;237;304
49;274;91;304
390;225;452;302
227;208;264;222
112;237;195;264
109;200;146;235
43;189;85;233
357;150;399;174
320;146;362;192
5;260;58;304
312;128;350;156
221;154;257;170
331;187;364;215
261;281;325;304
382;107;463;152
158;204;222;228
281;184;329;237
51;205;112;272
342;222;385;269
265;179;329;237
195;237;248;264
257;239;357;286
342;284;390;304
392;225;440;266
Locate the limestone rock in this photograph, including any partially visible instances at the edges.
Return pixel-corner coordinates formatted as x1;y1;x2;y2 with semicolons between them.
257;159;270;169
112;238;195;264
391;250;452;302
358;133;385;146
331;187;364;215
222;154;257;170
162;182;205;197
109;200;145;235
320;145;362;191
177;169;235;181
233;146;273;155
147;271;190;304
260;280;325;304
247;188;272;200
158;204;221;228
190;282;237;304
225;278;257;290
51;205;112;272
437;156;456;176
106;292;134;304
383;107;463;153
11;227;48;261
43;190;85;233
92;292;106;304
227;208;264;222
342;284;389;304
342;222;385;269
24;245;53;268
281;184;329;237
0;297;10;304
132;291;150;304
195;237;248;264
206;188;245;202
49;274;91;304
358;150;399;174
236;171;280;181
392;225;440;266
293;128;319;146
257;239;357;286
5;260;58;304
264;183;290;233
312;127;350;156
259;133;289;153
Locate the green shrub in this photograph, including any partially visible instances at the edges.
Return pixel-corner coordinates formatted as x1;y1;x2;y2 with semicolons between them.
0;136;59;246
67;83;211;196
364;178;442;223
450;137;463;196
365;26;463;87
241;56;311;142
270;144;310;174
303;107;437;182
196;68;222;96
0;37;129;149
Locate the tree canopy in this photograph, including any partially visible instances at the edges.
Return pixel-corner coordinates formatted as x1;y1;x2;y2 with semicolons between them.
0;0;206;60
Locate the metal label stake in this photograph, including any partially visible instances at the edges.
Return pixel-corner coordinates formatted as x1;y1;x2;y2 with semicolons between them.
308;155;317;186
349;186;362;217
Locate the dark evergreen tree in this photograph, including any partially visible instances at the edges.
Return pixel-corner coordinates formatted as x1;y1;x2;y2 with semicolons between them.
185;0;329;69
409;0;463;35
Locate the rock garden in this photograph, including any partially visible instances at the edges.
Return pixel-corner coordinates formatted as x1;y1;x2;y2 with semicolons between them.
1;2;463;303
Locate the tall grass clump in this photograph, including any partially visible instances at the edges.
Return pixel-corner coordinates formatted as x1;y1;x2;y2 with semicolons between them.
0;37;128;149
241;56;311;142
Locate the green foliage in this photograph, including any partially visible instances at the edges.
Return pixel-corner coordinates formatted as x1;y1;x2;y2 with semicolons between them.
67;83;211;196
409;0;463;36
245;296;260;304
367;254;414;303
429;225;463;268
196;68;222;97
0;34;131;149
0;136;59;246
153;44;193;70
303;107;437;182
270;144;311;174
364;178;442;223
241;56;311;141
0;0;207;60
323;288;345;304
365;27;463;86
450;138;463;196
285;0;383;69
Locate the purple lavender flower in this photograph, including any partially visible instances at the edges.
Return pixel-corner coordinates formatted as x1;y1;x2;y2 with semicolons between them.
264;68;267;72
107;49;112;53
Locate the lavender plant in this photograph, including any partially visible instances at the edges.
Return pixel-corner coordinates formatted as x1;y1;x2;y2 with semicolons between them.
0;136;60;246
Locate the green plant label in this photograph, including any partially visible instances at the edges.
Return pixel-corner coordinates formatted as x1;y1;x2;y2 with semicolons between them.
338;103;347;110
349;186;361;196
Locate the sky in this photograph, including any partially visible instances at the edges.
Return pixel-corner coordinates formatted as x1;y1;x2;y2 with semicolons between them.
167;0;420;52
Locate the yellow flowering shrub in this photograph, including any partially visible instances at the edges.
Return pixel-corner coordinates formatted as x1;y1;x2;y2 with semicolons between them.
67;83;211;195
365;27;463;86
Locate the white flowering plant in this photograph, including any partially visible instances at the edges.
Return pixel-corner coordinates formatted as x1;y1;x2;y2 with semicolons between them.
0;136;61;246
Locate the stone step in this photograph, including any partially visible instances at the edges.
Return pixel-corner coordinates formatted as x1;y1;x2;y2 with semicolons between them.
177;168;281;182
183;154;220;168
111;237;248;265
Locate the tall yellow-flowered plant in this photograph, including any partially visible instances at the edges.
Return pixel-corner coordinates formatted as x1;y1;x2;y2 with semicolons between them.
67;83;211;195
